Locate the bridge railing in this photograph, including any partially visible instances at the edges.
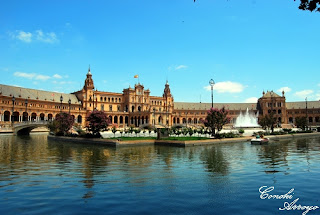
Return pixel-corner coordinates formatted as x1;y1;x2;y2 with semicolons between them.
13;121;49;127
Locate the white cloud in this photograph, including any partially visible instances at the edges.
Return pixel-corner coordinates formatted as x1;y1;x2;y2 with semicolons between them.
10;30;58;43
14;71;51;81
15;31;32;43
277;87;291;93
294;90;314;99
35;74;51;81
36;30;59;43
204;81;245;93
53;74;62;79
244;97;258;103
14;72;36;79
175;65;187;70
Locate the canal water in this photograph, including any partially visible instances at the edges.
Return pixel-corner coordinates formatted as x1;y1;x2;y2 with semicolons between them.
0;134;320;215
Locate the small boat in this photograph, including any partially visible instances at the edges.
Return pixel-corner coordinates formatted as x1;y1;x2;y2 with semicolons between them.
251;135;269;145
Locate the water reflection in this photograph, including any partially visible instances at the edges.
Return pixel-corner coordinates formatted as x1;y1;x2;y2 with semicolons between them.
200;147;229;175
1;134;320;215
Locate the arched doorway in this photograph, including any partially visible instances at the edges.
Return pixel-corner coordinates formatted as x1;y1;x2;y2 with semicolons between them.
48;114;53;121
13;111;19;122
23;112;28;121
40;113;45;121
31;113;37;121
77;115;82;123
4;111;10;122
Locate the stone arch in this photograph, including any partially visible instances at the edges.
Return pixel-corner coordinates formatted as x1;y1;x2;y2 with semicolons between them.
109;115;113;124
4;111;10;121
158;116;162;124
31;113;37;121
289;117;293;123
120;116;123;124
114;115;118;124
194;118;198;124
48;114;53;121
13;111;19;122
40;113;45;121
23;112;28;121
183;118;186;124
125;116;129;125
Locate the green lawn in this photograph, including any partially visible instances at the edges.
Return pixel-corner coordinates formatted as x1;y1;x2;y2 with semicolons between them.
161;136;210;141
106;136;156;141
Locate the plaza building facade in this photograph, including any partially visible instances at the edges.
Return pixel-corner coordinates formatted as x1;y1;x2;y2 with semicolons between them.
1;68;320;129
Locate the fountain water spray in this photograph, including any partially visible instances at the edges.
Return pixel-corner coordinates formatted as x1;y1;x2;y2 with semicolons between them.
234;108;260;128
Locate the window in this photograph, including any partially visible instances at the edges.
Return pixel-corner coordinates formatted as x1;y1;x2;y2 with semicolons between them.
109;105;112;111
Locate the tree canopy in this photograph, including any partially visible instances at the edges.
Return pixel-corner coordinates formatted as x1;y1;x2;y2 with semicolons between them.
204;107;230;136
86;110;110;136
297;0;320;12
48;112;74;135
193;0;320;12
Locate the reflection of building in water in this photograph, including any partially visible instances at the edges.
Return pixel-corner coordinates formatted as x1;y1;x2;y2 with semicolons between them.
1;68;320;129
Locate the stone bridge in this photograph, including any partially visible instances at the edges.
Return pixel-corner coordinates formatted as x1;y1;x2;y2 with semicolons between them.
13;121;49;135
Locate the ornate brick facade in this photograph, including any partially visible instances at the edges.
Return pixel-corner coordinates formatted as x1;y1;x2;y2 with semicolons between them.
1;69;320;129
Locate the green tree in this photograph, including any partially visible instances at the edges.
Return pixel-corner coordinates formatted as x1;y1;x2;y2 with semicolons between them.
194;0;320;12
297;0;320;12
49;112;74;135
204;107;230;136
86;110;109;136
259;113;277;132
295;116;307;130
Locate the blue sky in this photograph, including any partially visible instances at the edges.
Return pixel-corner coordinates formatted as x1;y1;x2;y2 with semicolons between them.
1;0;320;103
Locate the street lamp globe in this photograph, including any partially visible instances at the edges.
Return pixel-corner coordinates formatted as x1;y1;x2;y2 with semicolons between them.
209;79;215;108
209;79;215;87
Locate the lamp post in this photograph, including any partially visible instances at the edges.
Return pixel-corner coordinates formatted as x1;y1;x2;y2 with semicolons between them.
12;96;15;124
209;79;215;108
68;98;71;114
79;101;82;124
153;108;155;127
25;99;28;122
60;95;63;113
306;97;308;131
270;91;275;133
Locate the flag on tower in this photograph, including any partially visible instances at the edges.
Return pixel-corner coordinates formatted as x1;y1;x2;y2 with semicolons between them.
134;75;139;78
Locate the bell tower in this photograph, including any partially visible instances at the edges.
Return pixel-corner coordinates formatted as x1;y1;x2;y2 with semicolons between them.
163;80;174;126
83;66;95;111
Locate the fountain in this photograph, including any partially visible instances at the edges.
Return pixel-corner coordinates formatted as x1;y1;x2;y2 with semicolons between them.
234;108;260;128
